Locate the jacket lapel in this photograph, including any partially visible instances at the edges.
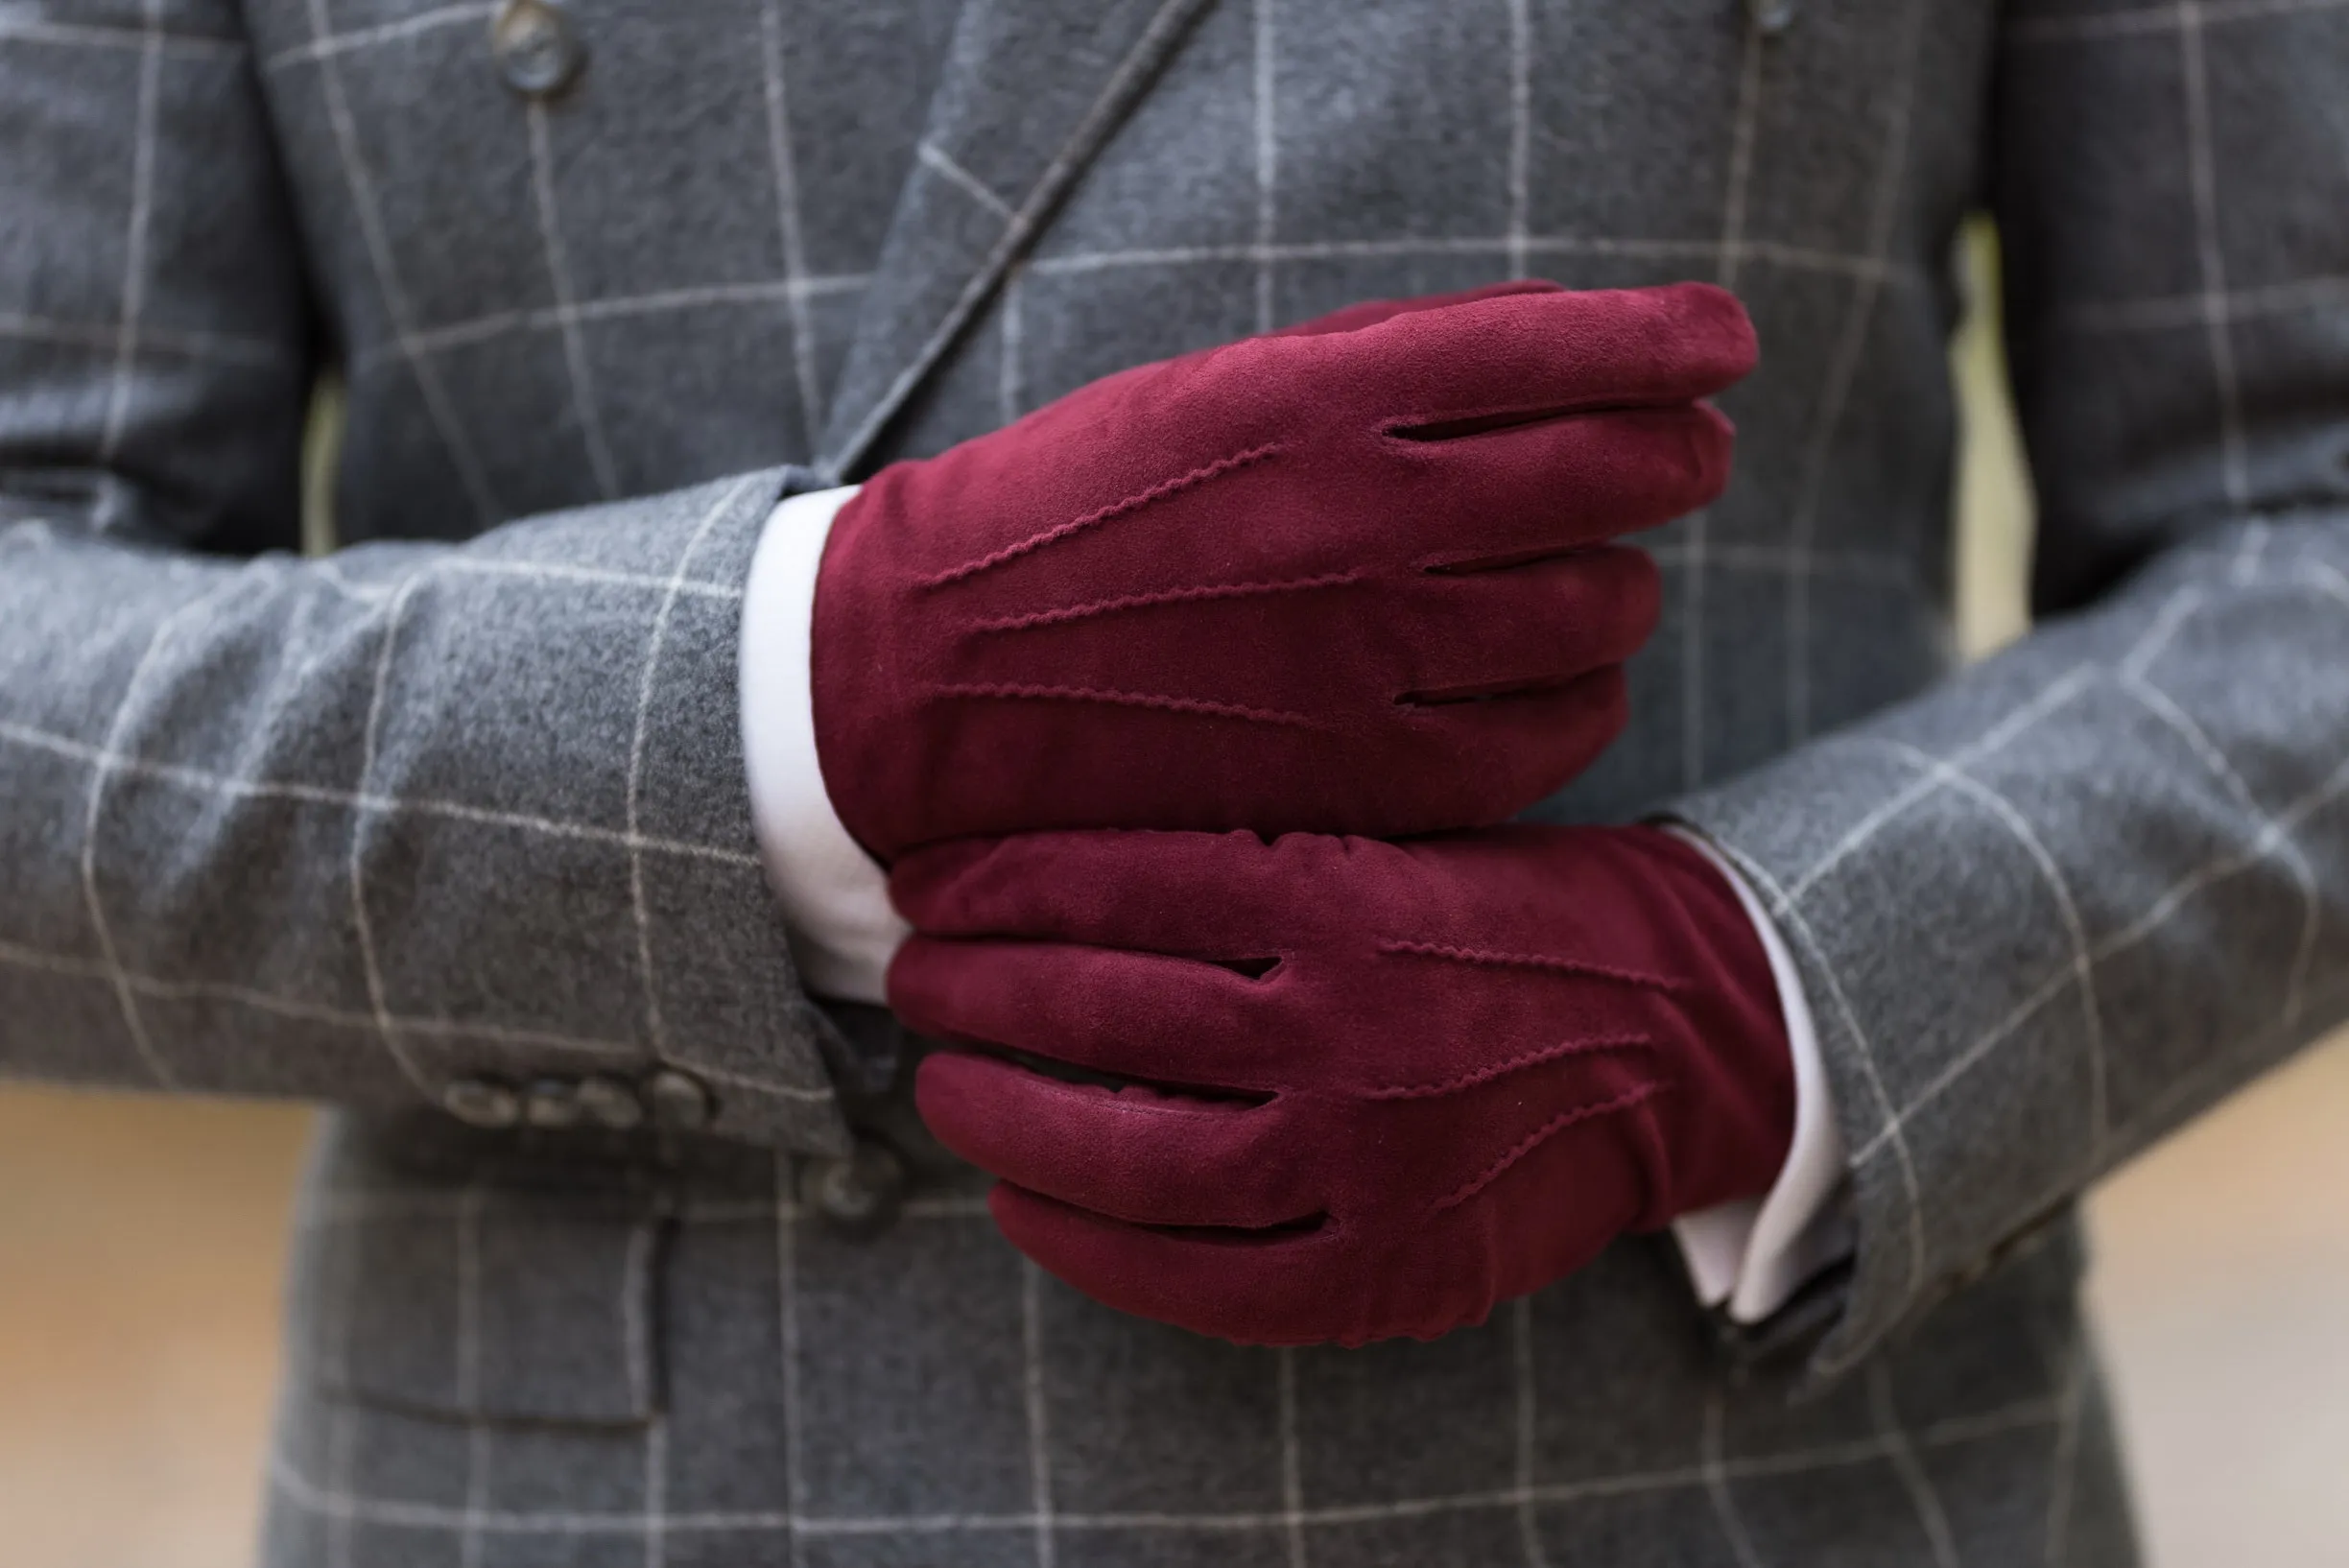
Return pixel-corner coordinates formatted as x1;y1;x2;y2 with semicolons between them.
817;0;1215;478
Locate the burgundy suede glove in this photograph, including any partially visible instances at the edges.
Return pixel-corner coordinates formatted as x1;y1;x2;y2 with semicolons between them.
889;824;1794;1347
811;280;1756;859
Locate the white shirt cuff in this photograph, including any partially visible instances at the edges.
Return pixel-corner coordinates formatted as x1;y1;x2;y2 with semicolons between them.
1665;826;1852;1323
739;484;908;1005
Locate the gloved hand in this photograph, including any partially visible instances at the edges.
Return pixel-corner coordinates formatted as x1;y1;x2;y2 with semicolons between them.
810;281;1756;859
888;824;1794;1346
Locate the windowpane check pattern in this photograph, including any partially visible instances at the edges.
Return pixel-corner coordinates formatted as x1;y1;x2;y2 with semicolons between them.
4;0;2344;1563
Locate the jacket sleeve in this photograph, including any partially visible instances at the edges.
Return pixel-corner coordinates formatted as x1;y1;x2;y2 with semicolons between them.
0;0;849;1153
1673;0;2349;1377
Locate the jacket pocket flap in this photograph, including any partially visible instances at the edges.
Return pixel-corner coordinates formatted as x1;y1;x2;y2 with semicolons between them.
303;1180;663;1426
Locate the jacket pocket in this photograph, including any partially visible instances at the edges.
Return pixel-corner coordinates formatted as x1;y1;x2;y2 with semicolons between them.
290;1118;668;1427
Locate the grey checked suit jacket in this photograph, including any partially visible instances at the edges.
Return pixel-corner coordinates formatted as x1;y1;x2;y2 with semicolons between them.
5;0;2345;1562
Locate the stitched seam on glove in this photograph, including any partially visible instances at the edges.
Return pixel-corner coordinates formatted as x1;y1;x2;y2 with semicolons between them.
927;682;1323;726
1432;1080;1674;1212
1377;938;1693;992
919;441;1286;588
1362;1032;1655;1099
970;568;1369;632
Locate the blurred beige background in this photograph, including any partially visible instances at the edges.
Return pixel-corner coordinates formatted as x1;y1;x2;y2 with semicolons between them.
4;227;2343;1566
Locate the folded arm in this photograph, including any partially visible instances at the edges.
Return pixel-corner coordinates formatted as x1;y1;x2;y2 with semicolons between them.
0;1;848;1151
1673;0;2349;1376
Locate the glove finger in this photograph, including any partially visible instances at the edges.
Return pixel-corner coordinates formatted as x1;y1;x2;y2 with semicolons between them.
1388;669;1632;829
1316;281;1757;424
991;1182;1360;1346
889;931;1293;1094
1408;402;1734;556
1260;277;1565;340
1389;546;1661;701
915;1051;1316;1229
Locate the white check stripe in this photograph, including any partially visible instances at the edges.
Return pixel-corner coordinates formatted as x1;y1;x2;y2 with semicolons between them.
1707;839;1933;1299
2230;518;2272;582
1683;12;1768;791
0;719;760;867
267;1397;2063;1536
1701;1394;1765;1568
1869;1364;1961;1568
461;1416;488;1568
1504;0;1531;282
2042;1332;2088;1567
1511;1297;1547;1568
774;1152;808;1568
0;951;834;1101
1254;0;1280;332
1782;0;1929;742
2117;668;2323;1028
350;276;874;372
97;0;166;468
643;1416;670;1568
2178;3;2252;507
0;312;285;367
2060;271;2349;335
1023;1262;1058;1568
0;16;243;57
759;0;826;455
625;478;752;1057
527;99;622;498
2007;0;2349;42
1025;235;1926;285
262;3;497;69
301;1186;991;1229
829;0;1338;472
302;0;500;523
1780;670;2098;909
1869;738;2111;1150
325;1405;356;1568
79;570;256;1086
919;140;1018;223
454;1180;486;1568
443;555;745;599
1000;264;1028;421
1279;1346;1308;1568
0;938;645;1060
1851;738;2349;1167
350;573;436;1093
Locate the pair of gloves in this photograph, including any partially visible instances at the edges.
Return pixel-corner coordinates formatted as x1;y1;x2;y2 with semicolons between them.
795;279;1794;1346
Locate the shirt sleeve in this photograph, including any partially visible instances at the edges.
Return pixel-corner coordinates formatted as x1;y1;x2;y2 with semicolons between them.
1666;825;1854;1323
741;485;909;1005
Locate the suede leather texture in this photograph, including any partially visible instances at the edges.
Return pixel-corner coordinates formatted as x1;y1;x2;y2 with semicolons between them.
810;282;1755;858
891;823;1793;1347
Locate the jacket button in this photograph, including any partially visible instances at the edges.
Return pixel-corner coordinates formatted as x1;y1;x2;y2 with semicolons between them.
1745;0;1797;34
441;1077;521;1128
799;1137;907;1240
644;1068;714;1131
575;1075;646;1130
521;1079;584;1129
490;0;586;100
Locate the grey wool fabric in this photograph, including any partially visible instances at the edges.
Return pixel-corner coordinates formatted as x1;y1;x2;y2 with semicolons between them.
3;0;2345;1562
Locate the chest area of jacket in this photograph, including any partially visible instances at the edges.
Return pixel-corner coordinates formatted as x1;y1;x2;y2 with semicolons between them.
246;0;1981;362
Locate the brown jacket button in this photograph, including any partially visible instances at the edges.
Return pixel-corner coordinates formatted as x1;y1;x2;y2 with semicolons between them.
644;1067;714;1131
575;1075;647;1130
441;1077;521;1128
521;1079;584;1129
490;0;586;100
799;1137;907;1240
